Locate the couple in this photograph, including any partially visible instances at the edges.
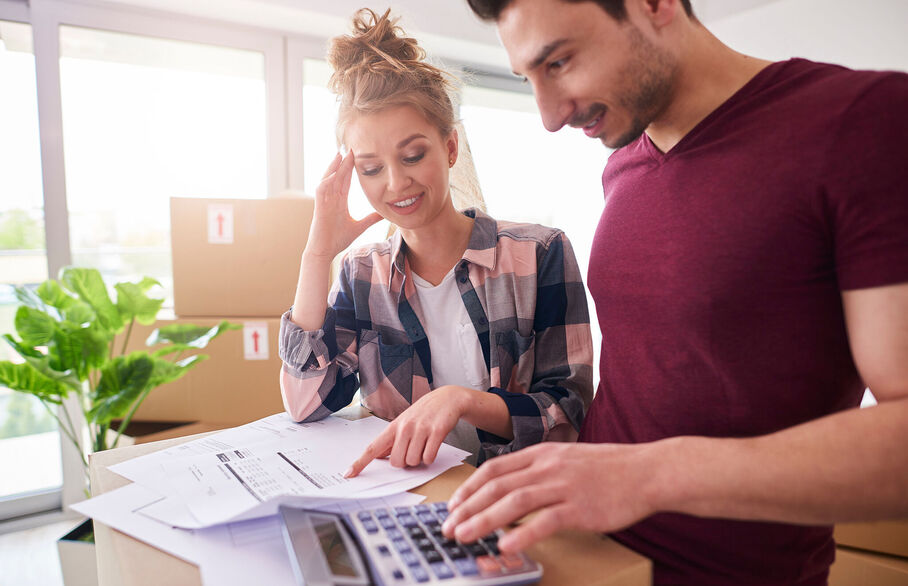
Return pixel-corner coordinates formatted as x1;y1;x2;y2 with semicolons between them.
279;1;908;584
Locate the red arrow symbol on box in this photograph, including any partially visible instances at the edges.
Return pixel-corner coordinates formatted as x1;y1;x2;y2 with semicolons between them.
217;213;224;237
252;331;260;353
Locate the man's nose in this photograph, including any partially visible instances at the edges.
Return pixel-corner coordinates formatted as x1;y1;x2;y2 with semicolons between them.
536;87;570;133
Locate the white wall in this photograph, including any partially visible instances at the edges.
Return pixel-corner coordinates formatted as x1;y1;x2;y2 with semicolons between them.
708;0;908;72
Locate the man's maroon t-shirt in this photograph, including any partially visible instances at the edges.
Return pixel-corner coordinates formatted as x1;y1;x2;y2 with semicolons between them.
580;59;908;585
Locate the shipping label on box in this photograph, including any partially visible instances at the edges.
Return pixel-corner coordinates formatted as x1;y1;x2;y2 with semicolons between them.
171;196;314;318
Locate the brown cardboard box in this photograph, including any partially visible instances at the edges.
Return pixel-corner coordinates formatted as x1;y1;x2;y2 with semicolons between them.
829;547;908;585
170;196;313;317
122;317;285;423
835;521;908;559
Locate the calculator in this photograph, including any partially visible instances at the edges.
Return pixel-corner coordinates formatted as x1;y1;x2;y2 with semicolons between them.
278;502;543;586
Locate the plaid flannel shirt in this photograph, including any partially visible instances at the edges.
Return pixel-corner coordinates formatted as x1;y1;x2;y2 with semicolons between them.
279;208;593;462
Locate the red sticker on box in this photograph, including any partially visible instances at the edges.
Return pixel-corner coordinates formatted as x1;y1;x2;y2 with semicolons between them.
243;321;269;360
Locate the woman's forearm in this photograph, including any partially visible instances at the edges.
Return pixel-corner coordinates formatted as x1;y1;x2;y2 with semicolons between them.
290;252;334;330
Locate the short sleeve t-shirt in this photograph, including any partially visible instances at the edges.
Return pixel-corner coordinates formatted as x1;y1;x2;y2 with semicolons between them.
580;59;908;585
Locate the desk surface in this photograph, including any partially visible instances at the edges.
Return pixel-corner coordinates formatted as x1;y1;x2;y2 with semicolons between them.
89;417;651;586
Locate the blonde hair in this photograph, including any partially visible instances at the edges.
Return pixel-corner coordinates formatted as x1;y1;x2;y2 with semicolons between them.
328;8;485;213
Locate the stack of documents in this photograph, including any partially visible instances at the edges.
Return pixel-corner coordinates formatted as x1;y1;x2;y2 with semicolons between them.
71;412;469;585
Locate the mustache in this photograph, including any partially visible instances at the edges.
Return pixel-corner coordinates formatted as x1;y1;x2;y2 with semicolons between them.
569;104;607;128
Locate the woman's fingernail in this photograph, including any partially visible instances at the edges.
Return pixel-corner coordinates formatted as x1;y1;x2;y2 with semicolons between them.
343;466;354;478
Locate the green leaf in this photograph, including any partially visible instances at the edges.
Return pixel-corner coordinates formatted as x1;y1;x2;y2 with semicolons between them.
36;280;75;310
3;334;44;359
146;320;239;348
14;306;56;347
61;267;123;334
89;353;154;425
14;284;46;311
22;354;81;392
148;354;206;388
62;301;96;327
49;322;110;380
115;278;163;326
0;361;69;404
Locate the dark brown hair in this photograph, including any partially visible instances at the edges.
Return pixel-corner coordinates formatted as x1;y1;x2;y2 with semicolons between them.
467;0;694;22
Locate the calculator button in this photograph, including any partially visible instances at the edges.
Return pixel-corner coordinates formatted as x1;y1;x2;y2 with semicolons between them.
436;510;449;522
415;537;434;551
392;538;411;553
464;542;488;557
453;558;479;576
391;568;405;581
386;528;403;541
476;555;502;575
357;511;373;521
396;514;418;527
407;527;426;539
401;551;421;567
361;520;379;534
482;538;500;555
423;549;443;564
443;544;467;559
429;562;455;580
409;565;430;583
417;511;437;524
499;552;526;571
379;516;397;530
374;508;390;518
414;504;431;513
395;506;411;515
377;544;391;557
431;502;448;512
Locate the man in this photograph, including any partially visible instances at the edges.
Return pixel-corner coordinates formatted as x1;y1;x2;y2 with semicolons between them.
441;0;908;583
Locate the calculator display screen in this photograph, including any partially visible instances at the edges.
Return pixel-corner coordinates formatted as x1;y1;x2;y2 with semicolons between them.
314;519;359;578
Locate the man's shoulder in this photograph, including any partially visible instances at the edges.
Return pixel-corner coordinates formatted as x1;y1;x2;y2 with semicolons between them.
769;58;908;106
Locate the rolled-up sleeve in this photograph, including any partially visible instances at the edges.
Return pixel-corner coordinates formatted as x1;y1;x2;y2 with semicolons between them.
479;231;594;460
278;258;361;422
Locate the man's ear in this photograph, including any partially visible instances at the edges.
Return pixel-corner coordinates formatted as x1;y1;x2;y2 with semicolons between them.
635;0;682;29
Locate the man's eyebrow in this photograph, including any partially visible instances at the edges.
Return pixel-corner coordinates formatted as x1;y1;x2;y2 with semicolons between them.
515;39;569;76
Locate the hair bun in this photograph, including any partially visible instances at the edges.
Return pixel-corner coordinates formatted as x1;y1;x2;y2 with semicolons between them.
328;8;429;95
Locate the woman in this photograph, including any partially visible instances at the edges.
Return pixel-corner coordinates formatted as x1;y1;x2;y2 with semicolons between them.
278;8;592;474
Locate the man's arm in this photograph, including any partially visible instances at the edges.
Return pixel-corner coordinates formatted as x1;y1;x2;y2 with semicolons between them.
443;282;908;552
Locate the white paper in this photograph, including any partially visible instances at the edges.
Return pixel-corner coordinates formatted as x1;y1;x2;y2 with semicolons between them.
160;416;467;527
72;483;425;586
108;412;468;528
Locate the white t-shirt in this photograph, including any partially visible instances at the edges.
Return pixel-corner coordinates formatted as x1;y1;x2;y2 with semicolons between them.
412;268;491;464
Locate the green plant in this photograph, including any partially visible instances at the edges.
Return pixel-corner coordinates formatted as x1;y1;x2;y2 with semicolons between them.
0;267;239;490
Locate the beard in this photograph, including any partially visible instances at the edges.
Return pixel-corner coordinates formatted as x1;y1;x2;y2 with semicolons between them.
604;24;678;149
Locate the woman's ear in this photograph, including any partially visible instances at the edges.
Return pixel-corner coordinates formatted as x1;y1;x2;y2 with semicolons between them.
447;128;459;168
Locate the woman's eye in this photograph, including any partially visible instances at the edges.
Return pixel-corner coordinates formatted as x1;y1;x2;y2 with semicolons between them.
403;152;425;164
548;58;567;73
361;167;381;176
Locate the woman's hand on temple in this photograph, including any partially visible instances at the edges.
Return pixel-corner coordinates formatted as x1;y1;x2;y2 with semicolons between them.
305;151;383;260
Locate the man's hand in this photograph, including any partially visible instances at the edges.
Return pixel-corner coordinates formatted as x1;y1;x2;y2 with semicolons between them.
345;386;471;477
441;442;663;553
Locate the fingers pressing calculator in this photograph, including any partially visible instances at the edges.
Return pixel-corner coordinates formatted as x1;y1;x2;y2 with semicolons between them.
279;502;543;585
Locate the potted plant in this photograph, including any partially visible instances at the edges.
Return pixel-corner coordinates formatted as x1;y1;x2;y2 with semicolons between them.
0;267;238;585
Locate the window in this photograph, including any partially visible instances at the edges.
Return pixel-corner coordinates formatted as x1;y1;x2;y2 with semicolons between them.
0;19;62;508
58;26;269;306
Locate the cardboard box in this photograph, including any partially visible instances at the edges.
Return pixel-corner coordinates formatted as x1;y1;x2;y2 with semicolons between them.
830;547;908;585
171;196;313;317
122;317;285;424
835;520;908;559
